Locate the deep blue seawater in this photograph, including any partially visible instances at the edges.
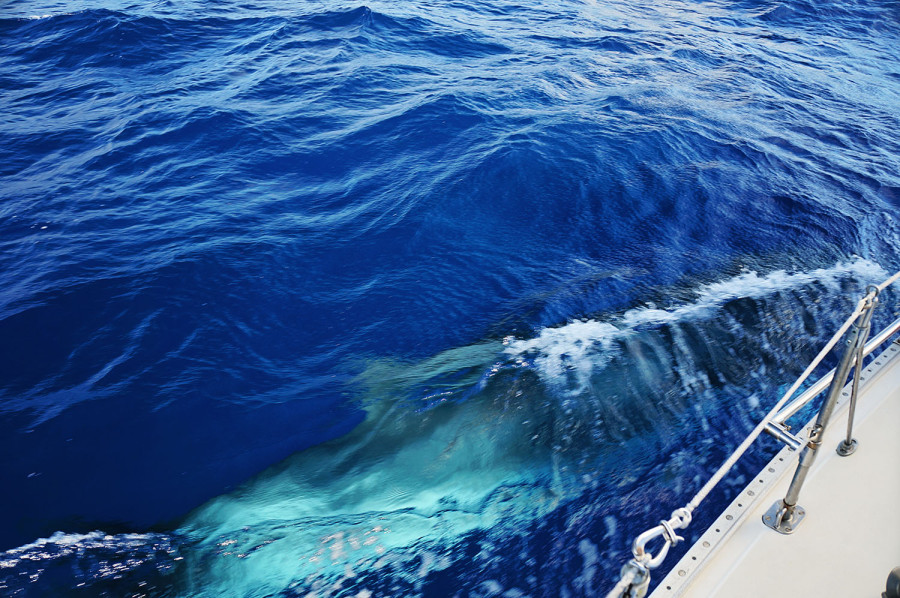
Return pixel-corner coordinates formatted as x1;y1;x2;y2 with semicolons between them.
2;0;900;595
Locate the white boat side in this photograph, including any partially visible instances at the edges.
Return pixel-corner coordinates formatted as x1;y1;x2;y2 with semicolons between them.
650;339;900;597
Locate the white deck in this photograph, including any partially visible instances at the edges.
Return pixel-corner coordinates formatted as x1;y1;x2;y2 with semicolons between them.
651;340;900;598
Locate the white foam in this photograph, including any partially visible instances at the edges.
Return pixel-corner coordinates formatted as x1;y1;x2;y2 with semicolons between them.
576;539;599;590
505;258;888;386
0;530;172;572
1;531;135;555
504;319;620;391
602;515;617;540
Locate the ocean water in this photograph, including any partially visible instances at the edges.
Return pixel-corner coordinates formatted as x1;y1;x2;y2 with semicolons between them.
2;0;900;595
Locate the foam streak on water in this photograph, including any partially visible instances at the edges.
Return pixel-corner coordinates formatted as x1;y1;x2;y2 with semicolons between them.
1;0;900;595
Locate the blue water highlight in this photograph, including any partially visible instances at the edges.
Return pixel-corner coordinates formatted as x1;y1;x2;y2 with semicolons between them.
2;0;900;595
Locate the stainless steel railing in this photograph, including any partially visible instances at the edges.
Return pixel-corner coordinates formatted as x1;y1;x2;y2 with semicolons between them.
771;312;900;425
606;271;900;598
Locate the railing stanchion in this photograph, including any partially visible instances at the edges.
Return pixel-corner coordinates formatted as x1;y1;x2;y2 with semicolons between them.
763;290;877;533
837;286;878;456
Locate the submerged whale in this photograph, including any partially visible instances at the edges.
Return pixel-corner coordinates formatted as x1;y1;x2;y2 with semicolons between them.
1;259;886;597
170;258;886;597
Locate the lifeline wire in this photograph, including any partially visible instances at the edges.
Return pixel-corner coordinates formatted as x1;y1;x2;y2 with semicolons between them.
686;288;874;512
877;270;900;292
605;568;638;598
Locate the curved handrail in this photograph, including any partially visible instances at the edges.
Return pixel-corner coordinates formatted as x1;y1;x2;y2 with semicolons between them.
606;269;900;598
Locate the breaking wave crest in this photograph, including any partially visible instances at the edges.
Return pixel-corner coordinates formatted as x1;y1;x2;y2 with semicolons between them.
506;257;887;392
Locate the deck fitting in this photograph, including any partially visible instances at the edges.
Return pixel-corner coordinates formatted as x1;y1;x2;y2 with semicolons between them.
836;438;858;456
763;501;805;534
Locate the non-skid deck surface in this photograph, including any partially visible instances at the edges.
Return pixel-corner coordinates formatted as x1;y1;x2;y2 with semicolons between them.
652;341;900;598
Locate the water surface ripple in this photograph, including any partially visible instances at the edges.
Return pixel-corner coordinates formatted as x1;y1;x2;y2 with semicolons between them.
1;0;900;595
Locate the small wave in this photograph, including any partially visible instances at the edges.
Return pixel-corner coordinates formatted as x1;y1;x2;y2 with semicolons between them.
623;258;885;327
505;258;887;388
1;530;167;556
0;531;181;595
